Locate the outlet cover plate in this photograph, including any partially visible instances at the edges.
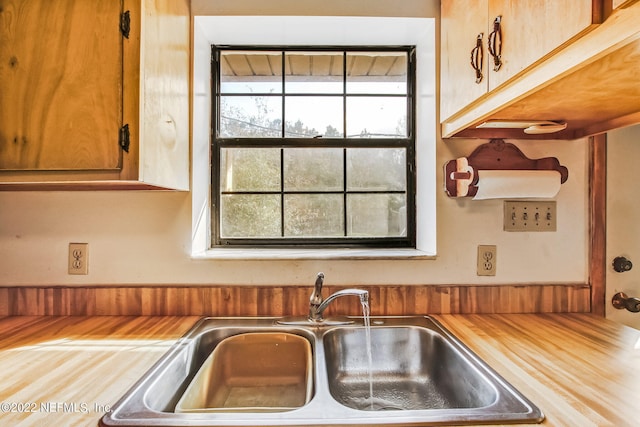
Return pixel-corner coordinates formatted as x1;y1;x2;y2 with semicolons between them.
68;243;89;275
477;245;497;276
504;201;556;232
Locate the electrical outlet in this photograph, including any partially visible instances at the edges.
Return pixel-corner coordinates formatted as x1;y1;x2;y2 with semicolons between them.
504;201;557;232
68;243;89;275
477;245;497;276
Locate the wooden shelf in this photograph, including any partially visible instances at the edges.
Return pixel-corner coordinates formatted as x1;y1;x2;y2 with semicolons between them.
442;2;640;139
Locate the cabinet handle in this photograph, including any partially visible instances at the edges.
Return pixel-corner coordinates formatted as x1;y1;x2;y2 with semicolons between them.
470;33;484;84
488;15;502;71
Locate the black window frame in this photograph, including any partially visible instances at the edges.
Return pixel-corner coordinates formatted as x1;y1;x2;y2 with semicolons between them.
211;45;417;248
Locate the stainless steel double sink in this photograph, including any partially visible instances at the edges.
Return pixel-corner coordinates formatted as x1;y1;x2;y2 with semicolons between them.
100;316;543;426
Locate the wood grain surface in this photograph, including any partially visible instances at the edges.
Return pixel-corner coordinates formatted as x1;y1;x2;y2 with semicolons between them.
0;284;591;316
437;314;640;427
442;2;640;139
0;314;638;426
0;316;198;427
589;134;607;316
0;0;123;171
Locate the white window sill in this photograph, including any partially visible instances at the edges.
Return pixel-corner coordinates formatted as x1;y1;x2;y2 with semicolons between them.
192;248;435;260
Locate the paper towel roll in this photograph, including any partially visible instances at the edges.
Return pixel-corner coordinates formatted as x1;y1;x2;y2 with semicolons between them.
472;170;562;200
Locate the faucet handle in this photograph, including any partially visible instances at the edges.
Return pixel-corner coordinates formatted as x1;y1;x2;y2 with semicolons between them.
314;272;324;291
309;272;324;305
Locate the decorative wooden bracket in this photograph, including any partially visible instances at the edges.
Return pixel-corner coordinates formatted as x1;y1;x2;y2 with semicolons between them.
444;139;569;198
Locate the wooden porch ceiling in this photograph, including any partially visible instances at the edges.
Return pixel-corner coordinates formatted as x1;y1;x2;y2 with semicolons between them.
221;52;407;77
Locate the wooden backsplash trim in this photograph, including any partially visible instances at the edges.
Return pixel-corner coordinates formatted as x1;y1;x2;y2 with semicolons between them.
0;284;590;316
589;134;607;316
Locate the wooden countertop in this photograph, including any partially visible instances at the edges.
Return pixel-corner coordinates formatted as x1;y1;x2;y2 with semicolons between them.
437;314;640;426
0;314;638;426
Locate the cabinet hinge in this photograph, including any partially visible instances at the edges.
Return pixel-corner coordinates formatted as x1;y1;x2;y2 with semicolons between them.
120;10;131;39
119;124;130;153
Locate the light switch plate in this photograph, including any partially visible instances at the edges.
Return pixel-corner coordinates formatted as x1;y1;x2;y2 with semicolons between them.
504;201;556;232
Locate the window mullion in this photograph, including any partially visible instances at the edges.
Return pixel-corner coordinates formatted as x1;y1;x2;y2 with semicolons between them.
343;147;348;237
342;52;348;237
281;51;285;137
342;51;347;139
280;147;285;237
281;51;286;237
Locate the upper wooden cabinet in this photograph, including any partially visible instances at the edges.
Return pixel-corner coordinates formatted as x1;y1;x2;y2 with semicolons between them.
440;1;489;123
441;0;602;123
486;1;602;91
0;0;190;190
441;0;640;139
0;0;123;171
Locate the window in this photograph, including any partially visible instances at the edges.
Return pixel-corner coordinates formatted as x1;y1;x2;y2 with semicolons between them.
212;46;416;247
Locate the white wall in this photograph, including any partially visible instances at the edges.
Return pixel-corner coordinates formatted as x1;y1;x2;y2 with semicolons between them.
606;124;640;329
0;0;589;287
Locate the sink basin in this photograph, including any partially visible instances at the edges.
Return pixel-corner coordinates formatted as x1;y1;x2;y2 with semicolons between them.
100;316;543;426
176;332;313;413
324;326;497;411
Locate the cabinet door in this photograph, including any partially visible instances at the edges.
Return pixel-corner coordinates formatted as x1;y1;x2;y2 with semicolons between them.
0;0;123;171
440;0;489;121
487;0;599;90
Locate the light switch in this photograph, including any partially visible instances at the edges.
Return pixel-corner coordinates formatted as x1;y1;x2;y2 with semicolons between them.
504;201;556;232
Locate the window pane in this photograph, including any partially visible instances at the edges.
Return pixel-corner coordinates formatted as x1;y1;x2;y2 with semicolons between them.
346;52;407;94
220;51;282;94
220;194;281;238
285;52;343;94
220;148;281;191
284;194;344;237
220;95;282;137
347;148;406;191
285;97;343;137
346;97;407;138
283;148;343;191
347;194;407;237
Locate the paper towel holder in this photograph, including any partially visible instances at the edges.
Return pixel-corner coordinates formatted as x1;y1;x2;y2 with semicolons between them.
444;139;568;198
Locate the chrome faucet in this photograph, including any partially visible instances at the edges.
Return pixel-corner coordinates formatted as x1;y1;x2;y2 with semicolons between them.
308;272;369;323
